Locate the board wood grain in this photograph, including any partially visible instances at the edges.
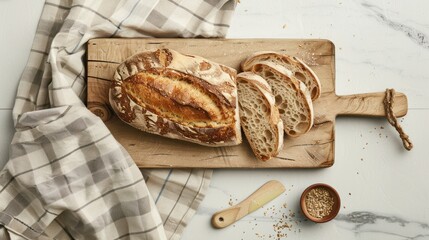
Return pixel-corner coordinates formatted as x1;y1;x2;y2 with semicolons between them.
87;38;407;168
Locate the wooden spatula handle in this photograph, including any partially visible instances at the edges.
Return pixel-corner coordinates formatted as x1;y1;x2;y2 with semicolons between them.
211;180;285;229
335;92;408;117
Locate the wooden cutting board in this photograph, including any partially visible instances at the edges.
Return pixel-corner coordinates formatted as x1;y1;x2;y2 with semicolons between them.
87;38;407;168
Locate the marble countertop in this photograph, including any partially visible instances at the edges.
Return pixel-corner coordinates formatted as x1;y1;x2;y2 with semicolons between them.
1;0;428;239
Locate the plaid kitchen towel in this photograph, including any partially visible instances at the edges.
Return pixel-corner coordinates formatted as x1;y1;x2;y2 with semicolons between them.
0;0;236;239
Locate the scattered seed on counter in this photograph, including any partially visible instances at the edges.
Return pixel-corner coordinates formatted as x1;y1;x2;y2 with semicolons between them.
228;195;234;206
225;185;302;239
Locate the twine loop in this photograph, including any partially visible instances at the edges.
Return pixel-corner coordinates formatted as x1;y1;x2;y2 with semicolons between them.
384;88;413;151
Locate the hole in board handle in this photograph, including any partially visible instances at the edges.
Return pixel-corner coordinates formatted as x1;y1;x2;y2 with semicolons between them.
219;217;224;222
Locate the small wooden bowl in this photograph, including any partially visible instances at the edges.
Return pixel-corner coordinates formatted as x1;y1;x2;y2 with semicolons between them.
300;183;341;223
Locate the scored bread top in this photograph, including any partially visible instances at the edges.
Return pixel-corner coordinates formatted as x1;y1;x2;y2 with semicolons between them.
249;61;314;137
114;48;237;105
109;48;241;146
237;72;284;161
241;51;321;100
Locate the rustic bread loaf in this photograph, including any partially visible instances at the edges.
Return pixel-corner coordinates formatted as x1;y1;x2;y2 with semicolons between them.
237;72;284;161
109;48;242;146
248;61;314;137
241;51;321;100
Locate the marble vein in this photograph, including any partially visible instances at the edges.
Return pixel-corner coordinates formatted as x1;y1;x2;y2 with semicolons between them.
361;1;429;49
336;211;429;239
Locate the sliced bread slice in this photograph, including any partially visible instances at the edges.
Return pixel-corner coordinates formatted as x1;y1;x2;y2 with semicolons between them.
237;72;284;161
241;51;321;100
247;61;314;137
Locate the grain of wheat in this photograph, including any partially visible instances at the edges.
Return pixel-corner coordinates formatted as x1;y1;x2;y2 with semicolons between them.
305;188;334;218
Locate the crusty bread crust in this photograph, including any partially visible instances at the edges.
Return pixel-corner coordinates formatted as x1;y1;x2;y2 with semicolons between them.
241;51;321;100
249;61;314;137
237;72;284;161
109;48;241;146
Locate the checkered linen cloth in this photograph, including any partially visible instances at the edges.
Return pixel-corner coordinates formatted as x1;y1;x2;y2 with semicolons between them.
0;0;236;239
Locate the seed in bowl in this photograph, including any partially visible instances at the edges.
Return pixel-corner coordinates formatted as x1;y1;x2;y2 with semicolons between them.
304;187;334;219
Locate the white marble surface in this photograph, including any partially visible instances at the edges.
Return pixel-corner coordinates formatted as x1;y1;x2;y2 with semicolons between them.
1;0;428;239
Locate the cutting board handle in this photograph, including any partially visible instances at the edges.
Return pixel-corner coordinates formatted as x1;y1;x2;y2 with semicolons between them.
335;92;408;117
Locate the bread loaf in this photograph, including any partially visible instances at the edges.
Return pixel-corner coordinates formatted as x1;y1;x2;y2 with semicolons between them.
109;48;242;146
241;51;321;100
247;61;314;137
237;72;284;161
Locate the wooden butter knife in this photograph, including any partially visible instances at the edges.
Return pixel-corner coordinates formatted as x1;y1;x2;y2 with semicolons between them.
211;180;286;228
